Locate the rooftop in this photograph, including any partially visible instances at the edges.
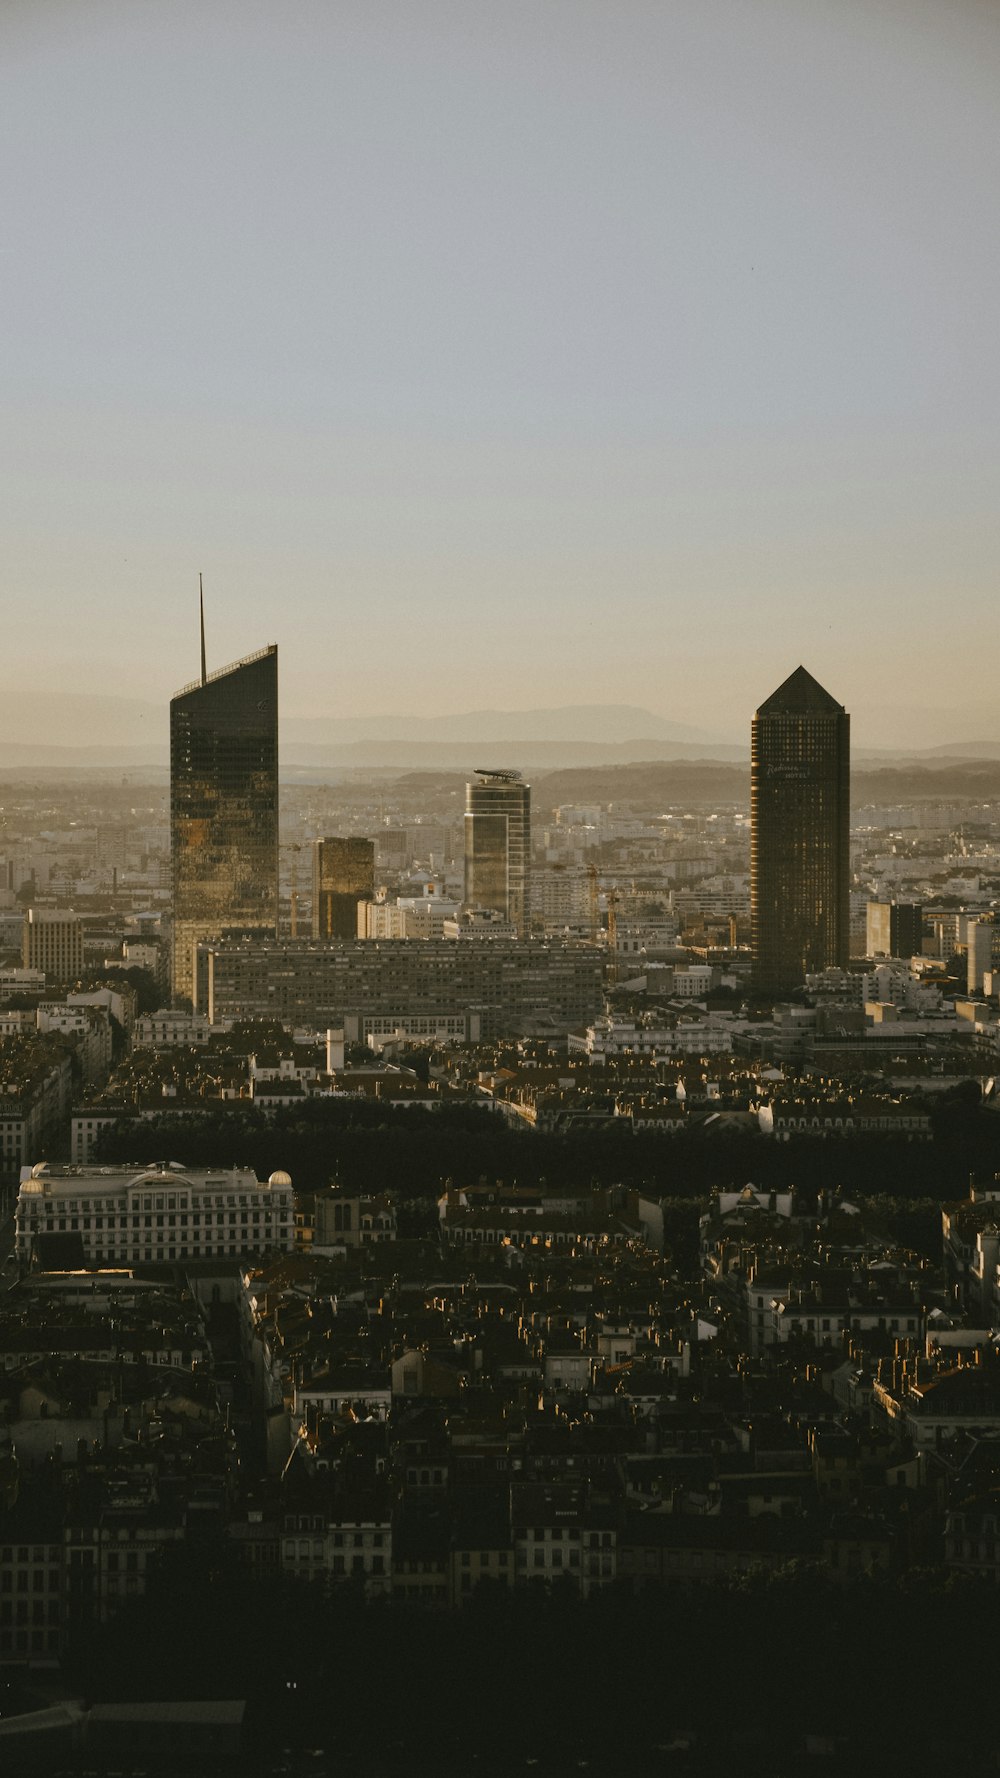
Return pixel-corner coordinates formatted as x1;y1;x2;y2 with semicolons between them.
756;665;846;719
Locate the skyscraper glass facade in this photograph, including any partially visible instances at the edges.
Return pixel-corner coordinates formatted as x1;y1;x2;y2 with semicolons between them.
464;771;531;937
312;836;375;940
170;645;278;1006
751;666;849;997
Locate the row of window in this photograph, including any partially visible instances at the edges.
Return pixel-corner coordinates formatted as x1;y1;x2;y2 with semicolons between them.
514;1528;614;1545
27;1208;288;1226
0;1600;60;1624
284;1532;387;1553
0;1572;59;1593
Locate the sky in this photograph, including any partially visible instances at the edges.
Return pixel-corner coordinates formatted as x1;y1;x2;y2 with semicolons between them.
3;0;999;748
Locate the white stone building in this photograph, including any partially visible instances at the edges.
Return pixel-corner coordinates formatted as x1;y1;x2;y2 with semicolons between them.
15;1161;294;1266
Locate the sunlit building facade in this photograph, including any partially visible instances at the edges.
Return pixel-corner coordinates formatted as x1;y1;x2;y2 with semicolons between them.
170;644;279;1007
751;666;850;998
464;770;531;937
312;836;375;939
866;899;924;960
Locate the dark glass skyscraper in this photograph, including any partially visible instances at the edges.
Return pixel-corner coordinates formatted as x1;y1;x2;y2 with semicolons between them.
464;769;531;936
170;644;278;1006
751;666;849;997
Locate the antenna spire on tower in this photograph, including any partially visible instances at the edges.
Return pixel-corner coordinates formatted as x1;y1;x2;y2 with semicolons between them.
199;574;207;686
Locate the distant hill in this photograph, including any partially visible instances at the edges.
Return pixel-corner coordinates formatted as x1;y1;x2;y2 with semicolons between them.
284;737;746;770
531;757;1000;813
533;760;750;810
283;704;718;745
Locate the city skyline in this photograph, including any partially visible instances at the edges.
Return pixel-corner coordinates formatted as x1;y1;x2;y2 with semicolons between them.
4;0;1000;736
4;1;1000;1759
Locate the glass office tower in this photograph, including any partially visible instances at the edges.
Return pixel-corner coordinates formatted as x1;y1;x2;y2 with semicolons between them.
170;644;278;1007
312;836;375;939
464;769;531;936
751;666;849;998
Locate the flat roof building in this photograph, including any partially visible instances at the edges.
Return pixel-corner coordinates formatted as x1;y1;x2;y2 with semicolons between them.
23;909;84;986
464;770;531;938
194;936;602;1040
312;836;375;940
866;900;925;961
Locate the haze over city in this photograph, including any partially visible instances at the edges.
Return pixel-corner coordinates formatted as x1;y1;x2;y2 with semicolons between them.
4;0;1000;746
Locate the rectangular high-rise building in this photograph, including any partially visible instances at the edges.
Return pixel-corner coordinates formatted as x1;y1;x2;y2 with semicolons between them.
751;666;850;998
967;916;996;996
464;769;530;937
170;642;279;1007
22;909;84;985
866;900;924;960
312;837;375;939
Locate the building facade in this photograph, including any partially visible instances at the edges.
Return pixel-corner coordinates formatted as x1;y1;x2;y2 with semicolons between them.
14;1162;294;1266
22;911;84;985
866;900;924;961
751;666;850;998
464;770;531;937
170;644;279;1007
194;936;602;1040
311;837;375;940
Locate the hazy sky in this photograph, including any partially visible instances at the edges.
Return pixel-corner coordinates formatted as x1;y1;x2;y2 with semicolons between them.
3;0;999;744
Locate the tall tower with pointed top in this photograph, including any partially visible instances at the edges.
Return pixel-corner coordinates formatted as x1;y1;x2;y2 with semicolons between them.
751;666;850;997
170;624;279;1008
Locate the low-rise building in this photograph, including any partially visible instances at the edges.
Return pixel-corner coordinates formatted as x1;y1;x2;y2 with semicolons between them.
14;1162;294;1267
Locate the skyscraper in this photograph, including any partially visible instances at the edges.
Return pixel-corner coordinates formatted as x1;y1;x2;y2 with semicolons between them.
464;769;531;937
751;666;850;997
170;636;278;1007
312;837;375;940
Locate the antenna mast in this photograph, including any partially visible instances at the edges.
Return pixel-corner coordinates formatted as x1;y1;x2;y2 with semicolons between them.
199;574;207;686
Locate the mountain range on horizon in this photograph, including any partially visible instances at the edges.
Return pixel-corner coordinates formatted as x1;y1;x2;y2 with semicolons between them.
3;691;1000;763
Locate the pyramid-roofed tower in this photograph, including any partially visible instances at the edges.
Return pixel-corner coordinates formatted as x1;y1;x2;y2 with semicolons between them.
756;665;846;718
750;667;850;998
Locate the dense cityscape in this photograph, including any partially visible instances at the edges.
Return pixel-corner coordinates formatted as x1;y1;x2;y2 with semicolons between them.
7;2;998;1772
2;644;1000;1771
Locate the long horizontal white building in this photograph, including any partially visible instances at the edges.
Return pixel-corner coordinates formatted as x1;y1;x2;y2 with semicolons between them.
15;1161;295;1267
